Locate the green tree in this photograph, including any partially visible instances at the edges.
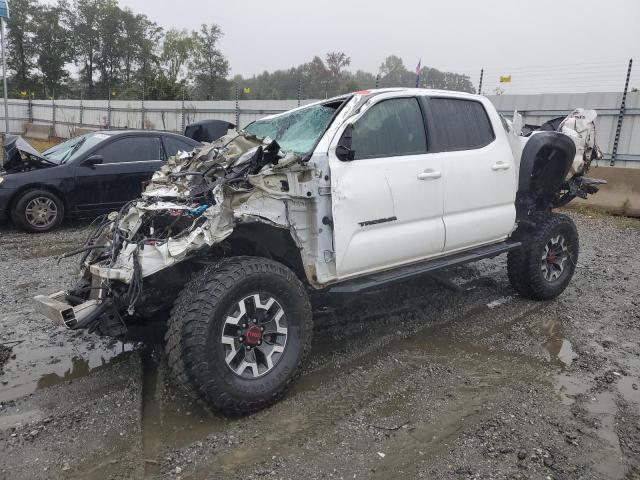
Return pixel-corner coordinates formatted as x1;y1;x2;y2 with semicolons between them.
325;51;351;81
190;24;229;99
32;1;74;97
6;0;38;94
94;0;124;93
162;29;194;85
71;0;102;95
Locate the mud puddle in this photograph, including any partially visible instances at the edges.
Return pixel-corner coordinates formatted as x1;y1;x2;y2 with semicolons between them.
0;336;136;403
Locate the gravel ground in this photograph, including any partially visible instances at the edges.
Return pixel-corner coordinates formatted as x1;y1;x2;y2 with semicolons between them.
0;211;638;479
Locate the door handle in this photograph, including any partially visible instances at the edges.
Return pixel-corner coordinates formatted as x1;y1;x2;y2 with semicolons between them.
491;161;511;171
417;169;441;180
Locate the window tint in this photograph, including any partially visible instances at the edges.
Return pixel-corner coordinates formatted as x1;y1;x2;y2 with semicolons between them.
428;98;495;151
163;136;196;158
96;137;162;163
352;98;427;159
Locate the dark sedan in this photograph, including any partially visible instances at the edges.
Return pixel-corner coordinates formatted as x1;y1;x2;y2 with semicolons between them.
0;130;200;232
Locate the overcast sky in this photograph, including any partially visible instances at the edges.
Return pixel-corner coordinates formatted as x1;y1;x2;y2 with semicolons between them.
118;0;640;93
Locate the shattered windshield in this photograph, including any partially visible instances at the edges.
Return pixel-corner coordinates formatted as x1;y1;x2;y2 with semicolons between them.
42;133;110;164
244;102;340;155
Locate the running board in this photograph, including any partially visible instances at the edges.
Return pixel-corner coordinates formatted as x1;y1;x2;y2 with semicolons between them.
329;241;522;294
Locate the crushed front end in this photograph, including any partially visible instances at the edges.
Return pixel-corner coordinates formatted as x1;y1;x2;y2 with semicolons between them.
34;131;314;337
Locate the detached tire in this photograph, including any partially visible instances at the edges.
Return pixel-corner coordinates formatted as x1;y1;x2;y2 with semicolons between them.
11;189;65;233
507;213;579;301
165;256;313;415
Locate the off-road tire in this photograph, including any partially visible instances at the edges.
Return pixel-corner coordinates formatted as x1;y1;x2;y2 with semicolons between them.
165;256;313;415
507;212;578;301
11;189;65;233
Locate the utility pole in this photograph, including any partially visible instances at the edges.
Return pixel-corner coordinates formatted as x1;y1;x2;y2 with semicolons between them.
375;74;379;89
477;68;484;95
297;77;301;107
610;58;633;166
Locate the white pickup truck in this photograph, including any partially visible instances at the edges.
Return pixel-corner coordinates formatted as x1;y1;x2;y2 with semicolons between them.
35;88;604;415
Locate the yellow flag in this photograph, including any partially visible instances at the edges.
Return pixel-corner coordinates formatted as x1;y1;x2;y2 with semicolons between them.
243;87;251;94
499;75;512;83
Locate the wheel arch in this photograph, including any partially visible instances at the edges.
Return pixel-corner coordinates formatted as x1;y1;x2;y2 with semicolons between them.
223;222;308;285
516;131;576;218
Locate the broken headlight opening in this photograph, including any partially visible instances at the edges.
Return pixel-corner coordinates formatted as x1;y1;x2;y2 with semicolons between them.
56;132;296;336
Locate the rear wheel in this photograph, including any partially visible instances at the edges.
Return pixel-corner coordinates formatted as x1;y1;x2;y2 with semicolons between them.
165;256;312;415
507;213;579;300
11;189;65;233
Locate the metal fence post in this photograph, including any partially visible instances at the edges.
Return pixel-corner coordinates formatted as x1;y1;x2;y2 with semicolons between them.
180;87;185;134
297;78;301;107
610;58;633;166
28;91;33;124
79;91;84;127
51;90;56;136
478;68;484;95
141;86;145;130
375;74;379;89
107;88;112;128
235;83;239;131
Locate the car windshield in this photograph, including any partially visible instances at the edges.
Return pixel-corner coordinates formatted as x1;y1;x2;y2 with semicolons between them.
243;101;341;156
42;132;111;164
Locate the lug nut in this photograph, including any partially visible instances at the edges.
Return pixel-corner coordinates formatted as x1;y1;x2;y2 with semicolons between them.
260;326;265;332
258;340;262;345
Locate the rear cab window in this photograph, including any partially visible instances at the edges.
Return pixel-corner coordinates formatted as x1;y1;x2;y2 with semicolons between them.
352;97;427;159
426;97;495;152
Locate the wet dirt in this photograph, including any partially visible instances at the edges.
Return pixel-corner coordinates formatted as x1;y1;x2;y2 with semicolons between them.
0;212;639;479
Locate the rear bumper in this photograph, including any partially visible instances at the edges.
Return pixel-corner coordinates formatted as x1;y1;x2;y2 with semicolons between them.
33;291;103;328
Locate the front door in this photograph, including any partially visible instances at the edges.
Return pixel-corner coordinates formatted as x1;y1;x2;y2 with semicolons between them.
329;96;445;278
73;135;164;212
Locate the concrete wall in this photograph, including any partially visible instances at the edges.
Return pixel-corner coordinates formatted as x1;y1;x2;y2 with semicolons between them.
571;167;640;216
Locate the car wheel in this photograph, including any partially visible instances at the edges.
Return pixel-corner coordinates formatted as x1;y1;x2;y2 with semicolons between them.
507;212;579;301
11;189;65;233
165;256;313;415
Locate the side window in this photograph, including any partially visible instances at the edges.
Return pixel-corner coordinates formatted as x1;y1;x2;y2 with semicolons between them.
96;137;162;163
428;98;495;151
163;136;196;158
352;98;427;159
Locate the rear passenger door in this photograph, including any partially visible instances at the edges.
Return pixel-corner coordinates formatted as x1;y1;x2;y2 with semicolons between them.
329;96;445;278
425;97;516;252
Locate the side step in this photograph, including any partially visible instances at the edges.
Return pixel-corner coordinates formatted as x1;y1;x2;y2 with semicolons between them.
329;241;522;294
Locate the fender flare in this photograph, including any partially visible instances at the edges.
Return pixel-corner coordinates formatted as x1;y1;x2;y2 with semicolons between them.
516;131;576;217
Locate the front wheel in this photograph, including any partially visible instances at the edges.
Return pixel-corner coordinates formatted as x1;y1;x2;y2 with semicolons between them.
507;213;579;301
165;257;313;415
11;189;65;233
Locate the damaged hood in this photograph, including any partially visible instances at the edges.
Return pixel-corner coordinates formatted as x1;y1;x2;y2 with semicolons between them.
143;131;299;199
1;135;58;173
